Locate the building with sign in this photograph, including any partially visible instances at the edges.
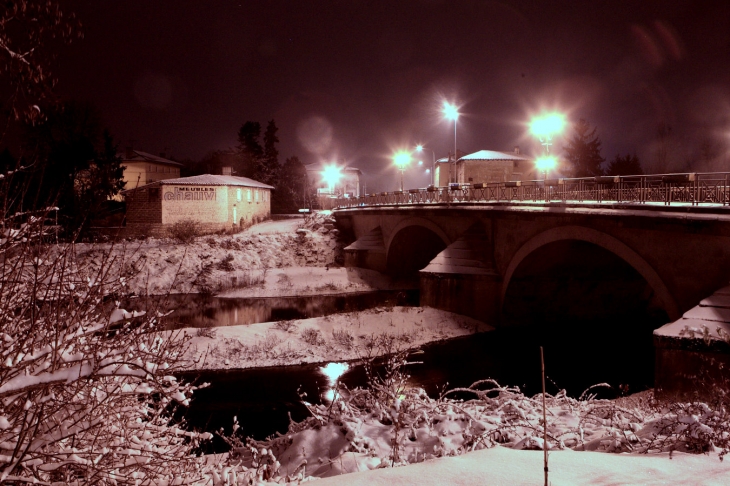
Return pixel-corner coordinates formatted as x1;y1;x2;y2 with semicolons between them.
123;174;273;237
434;148;535;186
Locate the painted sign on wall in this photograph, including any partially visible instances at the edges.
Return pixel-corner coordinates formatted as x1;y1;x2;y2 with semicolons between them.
162;186;228;224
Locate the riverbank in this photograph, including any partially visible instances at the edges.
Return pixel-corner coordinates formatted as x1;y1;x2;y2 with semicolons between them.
182;305;491;371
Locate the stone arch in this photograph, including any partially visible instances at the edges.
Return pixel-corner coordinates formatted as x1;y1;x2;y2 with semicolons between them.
385;217;450;277
500;225;680;321
384;217;451;255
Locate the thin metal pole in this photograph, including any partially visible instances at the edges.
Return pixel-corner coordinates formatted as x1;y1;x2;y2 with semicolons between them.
453;120;457;184
541;346;548;486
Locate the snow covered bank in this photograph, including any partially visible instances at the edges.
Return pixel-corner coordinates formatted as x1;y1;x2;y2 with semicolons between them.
184;306;491;370
75;212;344;296
309;446;730;485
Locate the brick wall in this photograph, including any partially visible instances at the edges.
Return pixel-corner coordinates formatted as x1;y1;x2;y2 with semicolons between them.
126;186;163;225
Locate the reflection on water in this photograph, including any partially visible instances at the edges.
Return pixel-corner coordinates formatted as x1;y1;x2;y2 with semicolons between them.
163;290;418;329
320;362;349;402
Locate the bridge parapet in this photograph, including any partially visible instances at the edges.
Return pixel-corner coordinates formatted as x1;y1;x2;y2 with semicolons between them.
336;172;730;209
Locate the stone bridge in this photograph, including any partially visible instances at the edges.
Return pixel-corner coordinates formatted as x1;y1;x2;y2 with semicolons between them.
334;203;730;325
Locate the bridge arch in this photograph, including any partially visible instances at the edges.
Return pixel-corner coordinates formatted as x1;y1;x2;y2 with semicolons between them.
385;217;450;278
500;225;680;321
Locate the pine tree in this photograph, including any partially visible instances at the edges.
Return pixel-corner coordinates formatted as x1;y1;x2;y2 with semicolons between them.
563;119;605;177
21;100;125;237
275;155;309;212
237;121;263;178
606;154;643;176
261;119;281;186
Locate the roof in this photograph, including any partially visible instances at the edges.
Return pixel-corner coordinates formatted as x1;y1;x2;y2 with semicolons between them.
119;149;183;167
459;150;531;161
122;174;274;193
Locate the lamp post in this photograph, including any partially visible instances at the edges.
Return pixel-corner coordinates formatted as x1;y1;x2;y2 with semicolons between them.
416;144;436;186
443;102;459;183
530;113;565;179
393;151;411;191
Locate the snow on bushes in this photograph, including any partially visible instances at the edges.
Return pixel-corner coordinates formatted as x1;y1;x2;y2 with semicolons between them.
211;347;730;483
0;213;212;484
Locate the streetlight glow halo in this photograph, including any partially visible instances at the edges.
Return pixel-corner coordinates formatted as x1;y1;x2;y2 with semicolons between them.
530;113;566;138
443;102;459;121
535;155;558;172
393;151;412;169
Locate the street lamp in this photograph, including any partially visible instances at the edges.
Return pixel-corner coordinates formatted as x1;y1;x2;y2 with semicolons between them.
321;164;342;194
393;151;411;191
443;102;459;183
530;113;565;154
530;113;565;180
416;144;436;186
535;155;557;180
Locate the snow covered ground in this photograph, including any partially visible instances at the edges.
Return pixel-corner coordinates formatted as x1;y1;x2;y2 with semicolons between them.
75;213;730;484
184;305;489;370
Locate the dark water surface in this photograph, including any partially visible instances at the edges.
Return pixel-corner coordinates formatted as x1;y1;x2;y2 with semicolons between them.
182;312;664;449
162;290;418;329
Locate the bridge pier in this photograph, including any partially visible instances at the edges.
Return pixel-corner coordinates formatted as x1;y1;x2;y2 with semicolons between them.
419;222;502;324
342;226;387;273
420;272;501;324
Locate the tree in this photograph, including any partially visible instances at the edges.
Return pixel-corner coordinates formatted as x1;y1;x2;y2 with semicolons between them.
261;119;281;186
563;118;605;177
0;1;82;124
237;121;263;178
21;100;124;237
606;154;643;176
275;155;310;212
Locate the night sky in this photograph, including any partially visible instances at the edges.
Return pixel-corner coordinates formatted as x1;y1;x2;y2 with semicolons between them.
57;0;730;191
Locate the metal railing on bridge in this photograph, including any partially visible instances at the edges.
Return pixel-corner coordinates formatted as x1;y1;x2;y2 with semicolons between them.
335;172;730;209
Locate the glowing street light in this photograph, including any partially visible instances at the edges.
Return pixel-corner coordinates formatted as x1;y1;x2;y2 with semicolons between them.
393;151;412;191
443;102;460;183
535;155;557;180
530;113;565;154
321;164;342;194
416;144;436;186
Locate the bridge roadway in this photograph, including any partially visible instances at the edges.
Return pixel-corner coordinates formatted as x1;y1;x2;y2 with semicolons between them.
334;199;730;325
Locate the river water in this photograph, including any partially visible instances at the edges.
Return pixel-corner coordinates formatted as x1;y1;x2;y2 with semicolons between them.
178;290;665;450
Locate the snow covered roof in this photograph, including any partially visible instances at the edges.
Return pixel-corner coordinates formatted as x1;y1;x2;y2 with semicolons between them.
118;149;183;166
459;149;532;161
122;174;274;193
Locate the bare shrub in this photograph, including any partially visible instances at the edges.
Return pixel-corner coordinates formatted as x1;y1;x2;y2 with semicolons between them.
168;218;201;243
216;253;235;271
332;328;355;348
196;326;217;338
274;320;297;332
0;213;209;484
301;328;324;346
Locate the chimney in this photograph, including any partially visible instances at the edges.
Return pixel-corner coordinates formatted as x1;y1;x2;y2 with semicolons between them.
125;146;134;159
222;166;232;176
514;146;520;155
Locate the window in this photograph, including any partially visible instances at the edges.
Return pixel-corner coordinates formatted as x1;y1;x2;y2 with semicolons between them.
247;189;252;202
255;189;259;202
237;189;242;201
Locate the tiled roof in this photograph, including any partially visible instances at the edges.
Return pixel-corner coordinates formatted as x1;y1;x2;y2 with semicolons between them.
118;149;183;166
123;174;274;192
459;150;531;161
